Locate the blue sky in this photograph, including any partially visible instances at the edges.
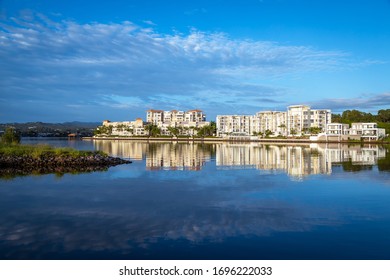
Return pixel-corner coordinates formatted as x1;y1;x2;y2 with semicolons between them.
1;0;390;123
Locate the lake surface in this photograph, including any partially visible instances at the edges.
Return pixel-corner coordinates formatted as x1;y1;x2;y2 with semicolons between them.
1;138;390;259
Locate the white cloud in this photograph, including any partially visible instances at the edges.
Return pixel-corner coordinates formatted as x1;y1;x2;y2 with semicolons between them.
310;93;390;112
0;13;351;122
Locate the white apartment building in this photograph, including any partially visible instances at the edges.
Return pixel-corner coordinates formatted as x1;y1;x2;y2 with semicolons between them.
102;118;146;136
217;105;332;137
323;122;386;141
287;105;331;135
146;110;164;125
147;109;209;136
216;115;252;137
350;123;386;140
253;111;287;136
326;123;350;135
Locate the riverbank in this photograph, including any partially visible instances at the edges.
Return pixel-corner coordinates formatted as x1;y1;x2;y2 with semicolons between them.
0;143;131;178
84;136;389;144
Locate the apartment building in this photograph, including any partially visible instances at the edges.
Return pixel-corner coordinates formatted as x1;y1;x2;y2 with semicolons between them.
350;123;386;140
217;105;332;137
102;118;146;136
146;110;164;125
326;123;350;135
148;109;206;124
323;122;386;141
216;115;252;137
287;105;331;135
253;111;287;136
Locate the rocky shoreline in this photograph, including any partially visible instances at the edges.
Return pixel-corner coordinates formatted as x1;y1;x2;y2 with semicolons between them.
0;153;131;178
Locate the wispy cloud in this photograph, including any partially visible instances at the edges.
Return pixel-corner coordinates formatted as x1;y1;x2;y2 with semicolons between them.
0;13;349;122
309;93;390;112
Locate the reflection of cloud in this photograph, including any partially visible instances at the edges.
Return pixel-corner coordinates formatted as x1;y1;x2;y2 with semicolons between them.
1;142;388;258
0;183;343;259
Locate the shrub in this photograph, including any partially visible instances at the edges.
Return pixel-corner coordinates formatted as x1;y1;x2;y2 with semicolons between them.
1;127;21;144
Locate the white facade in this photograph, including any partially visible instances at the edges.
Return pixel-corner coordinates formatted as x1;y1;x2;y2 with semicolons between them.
287;105;331;135
217;105;332;138
252;111;287;136
350;123;386;140
326;123;350;135
216;115;252;137
147;109;209;136
102;118;146;136
323;122;386;141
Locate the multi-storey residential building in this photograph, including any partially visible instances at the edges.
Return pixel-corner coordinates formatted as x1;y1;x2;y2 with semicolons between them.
322;122;386;141
102;118;145;136
310;109;332;131
349;123;386;140
326;123;350;135
98;109;209;137
146;110;164;125
216;115;252;137
217;105;332;137
287;105;311;135
287;105;331;135
252;111;287;136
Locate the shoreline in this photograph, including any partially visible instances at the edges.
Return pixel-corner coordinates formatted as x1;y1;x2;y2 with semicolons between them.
0;144;132;178
83;136;389;145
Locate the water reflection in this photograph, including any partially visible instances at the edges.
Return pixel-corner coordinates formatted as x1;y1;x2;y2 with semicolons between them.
1;140;390;259
93;140;389;178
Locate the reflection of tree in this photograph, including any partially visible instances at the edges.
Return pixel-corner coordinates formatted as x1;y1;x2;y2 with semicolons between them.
341;159;373;172
377;146;390;172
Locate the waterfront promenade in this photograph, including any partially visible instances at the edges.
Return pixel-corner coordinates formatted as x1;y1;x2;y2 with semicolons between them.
83;136;388;144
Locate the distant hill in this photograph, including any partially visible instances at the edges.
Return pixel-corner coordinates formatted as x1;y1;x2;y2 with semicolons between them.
0;122;101;137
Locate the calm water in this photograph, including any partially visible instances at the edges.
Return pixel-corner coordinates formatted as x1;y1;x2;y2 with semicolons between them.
1;138;390;259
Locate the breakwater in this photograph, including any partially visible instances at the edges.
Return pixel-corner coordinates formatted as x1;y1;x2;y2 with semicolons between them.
0;153;131;178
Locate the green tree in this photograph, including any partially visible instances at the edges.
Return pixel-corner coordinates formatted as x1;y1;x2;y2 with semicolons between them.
145;124;161;137
94;125;112;136
290;128;297;136
1;127;21;144
264;129;273;138
197;122;216;137
167;126;180;137
308;127;322;135
378;109;390;122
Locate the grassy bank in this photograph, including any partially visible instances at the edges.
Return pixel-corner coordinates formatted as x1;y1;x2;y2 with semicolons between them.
0;143;107;158
0;143;131;179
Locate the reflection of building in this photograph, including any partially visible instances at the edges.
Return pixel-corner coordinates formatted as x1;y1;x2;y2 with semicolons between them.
93;140;387;176
323;143;386;165
146;143;211;171
94;141;212;171
216;144;331;178
216;143;386;178
93;140;145;160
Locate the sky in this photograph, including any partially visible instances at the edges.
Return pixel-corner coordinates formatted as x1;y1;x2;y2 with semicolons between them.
0;0;390;123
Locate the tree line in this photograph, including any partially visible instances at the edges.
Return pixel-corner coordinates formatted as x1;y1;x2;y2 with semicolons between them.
332;109;390;133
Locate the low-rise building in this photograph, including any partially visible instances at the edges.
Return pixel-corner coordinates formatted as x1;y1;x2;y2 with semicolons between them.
349;123;386;140
326;123;350;135
319;122;386;141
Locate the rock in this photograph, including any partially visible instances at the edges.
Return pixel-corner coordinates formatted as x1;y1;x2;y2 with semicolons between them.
0;153;131;178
